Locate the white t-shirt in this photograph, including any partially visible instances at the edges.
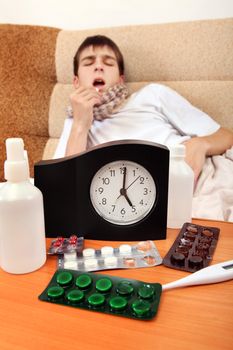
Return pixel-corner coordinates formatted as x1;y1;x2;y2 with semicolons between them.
54;83;220;158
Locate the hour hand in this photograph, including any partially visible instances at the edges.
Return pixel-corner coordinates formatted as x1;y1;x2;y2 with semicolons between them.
120;188;133;207
124;193;133;207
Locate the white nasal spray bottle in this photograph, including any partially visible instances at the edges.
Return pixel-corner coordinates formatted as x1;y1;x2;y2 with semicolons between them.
0;138;46;274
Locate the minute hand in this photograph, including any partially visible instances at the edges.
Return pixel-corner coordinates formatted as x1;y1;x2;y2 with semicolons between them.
122;166;126;189
125;175;141;191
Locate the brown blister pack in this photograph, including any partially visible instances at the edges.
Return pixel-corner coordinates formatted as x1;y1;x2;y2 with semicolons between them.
163;223;220;272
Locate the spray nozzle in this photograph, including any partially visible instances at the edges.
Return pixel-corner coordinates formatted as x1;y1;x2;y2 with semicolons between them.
6;138;25;161
4;138;29;182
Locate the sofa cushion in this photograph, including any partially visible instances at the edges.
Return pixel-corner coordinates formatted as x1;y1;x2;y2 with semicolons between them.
0;24;59;180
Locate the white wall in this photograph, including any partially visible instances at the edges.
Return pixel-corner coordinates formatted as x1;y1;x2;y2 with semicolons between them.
0;0;233;29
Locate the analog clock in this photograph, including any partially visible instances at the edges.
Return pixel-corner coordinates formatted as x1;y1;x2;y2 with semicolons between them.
90;160;156;225
34;140;169;241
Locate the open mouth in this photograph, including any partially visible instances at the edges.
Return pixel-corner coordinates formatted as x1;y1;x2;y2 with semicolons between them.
93;78;105;89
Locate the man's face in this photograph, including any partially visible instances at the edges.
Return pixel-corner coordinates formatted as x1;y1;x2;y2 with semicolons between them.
74;45;124;92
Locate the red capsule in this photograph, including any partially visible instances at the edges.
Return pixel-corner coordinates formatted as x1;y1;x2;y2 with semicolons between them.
69;235;78;244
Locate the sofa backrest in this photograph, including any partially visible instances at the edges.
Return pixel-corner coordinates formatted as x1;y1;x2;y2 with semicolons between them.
0;24;59;180
0;18;232;181
45;18;233;158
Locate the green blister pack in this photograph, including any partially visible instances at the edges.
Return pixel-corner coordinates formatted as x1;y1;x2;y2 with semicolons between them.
38;269;162;320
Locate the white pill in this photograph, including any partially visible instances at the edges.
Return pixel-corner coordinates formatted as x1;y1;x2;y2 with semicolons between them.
101;246;114;257
119;244;132;254
64;252;77;261
83;248;95;258
84;258;98;270
64;260;78;270
104;256;117;267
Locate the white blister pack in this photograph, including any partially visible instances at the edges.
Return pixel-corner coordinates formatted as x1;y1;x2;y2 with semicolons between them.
58;241;162;271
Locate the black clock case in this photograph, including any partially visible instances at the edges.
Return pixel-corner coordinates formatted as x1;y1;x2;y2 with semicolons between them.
34;140;169;241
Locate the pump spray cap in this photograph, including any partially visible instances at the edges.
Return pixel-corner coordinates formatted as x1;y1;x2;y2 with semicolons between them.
4;138;30;182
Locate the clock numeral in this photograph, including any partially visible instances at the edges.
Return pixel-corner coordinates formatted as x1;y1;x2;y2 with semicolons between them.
120;208;126;215
109;170;115;177
102;198;107;205
132;205;136;212
111;205;116;212
120;167;126;174
139;177;145;184
139;199;144;205
98;187;104;194
143;188;148;195
102;177;110;185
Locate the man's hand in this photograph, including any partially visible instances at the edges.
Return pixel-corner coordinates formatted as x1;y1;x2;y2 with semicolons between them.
70;86;101;130
65;87;101;156
182;137;208;183
183;127;233;184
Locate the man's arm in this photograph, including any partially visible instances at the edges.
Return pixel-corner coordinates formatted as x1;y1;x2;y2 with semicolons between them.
183;127;233;182
65;122;90;156
65;87;101;156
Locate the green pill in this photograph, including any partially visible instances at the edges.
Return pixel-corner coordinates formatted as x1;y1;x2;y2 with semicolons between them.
56;271;73;286
88;293;105;307
116;281;134;296
132;299;151;317
109;296;128;311
138;284;154;299
76;274;92;289
66;289;84;303
96;278;112;293
47;286;64;299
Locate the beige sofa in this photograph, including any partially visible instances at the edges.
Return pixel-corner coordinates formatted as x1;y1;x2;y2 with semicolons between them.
0;18;233;182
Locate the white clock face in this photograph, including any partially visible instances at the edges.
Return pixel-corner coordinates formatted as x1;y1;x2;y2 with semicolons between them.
90;160;156;225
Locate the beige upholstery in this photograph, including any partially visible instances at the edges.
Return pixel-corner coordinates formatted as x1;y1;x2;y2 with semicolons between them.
0;19;232;181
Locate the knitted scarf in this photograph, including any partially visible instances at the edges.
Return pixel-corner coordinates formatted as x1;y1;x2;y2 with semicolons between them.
67;84;129;121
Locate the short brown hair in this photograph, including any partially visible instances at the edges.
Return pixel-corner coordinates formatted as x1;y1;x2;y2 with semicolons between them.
73;35;124;76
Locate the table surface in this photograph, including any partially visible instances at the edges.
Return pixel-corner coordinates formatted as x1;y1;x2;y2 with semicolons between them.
0;219;232;350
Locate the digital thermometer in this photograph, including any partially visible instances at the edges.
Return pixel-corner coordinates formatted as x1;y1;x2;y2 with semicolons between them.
162;260;233;290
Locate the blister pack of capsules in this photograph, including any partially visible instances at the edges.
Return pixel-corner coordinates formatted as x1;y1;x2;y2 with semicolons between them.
58;240;162;271
163;222;220;272
38;269;162;320
48;235;84;255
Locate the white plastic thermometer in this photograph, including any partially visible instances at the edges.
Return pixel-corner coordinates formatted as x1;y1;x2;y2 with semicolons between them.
162;260;233;291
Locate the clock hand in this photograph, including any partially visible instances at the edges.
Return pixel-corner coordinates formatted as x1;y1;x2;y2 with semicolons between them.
122;166;126;189
126;175;140;191
119;188;133;207
124;192;133;207
116;166;127;200
116;174;140;201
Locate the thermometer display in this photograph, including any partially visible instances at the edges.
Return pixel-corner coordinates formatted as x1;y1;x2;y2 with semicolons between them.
223;263;233;270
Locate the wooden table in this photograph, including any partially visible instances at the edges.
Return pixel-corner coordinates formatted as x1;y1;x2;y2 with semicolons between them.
0;219;232;350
